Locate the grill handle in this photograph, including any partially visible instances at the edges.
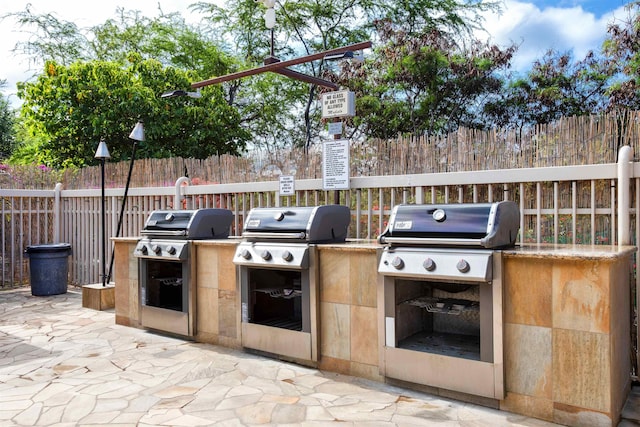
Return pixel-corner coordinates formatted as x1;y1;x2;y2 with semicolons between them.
241;231;307;240
378;236;483;247
141;230;187;237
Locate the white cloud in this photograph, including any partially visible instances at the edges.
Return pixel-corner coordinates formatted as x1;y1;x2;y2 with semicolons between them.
0;0;201;106
0;0;632;107
475;0;627;72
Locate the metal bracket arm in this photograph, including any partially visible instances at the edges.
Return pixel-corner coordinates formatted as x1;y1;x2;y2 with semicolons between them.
191;41;372;89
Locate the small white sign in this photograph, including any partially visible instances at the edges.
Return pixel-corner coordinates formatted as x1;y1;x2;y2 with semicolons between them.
279;175;295;196
327;121;343;136
322;139;350;190
321;90;355;119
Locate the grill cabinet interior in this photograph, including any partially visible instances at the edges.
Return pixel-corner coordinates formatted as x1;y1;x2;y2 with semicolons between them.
394;279;484;361
245;268;308;332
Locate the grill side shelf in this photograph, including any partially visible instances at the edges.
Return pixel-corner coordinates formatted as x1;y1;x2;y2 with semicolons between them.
402;297;479;315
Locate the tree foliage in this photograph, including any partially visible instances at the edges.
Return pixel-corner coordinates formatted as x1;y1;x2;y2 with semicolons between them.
192;0;498;148
603;1;640;110
15;57;249;168
6;0;640;167
328;21;515;138
485;50;612;129
0;80;15;159
6;8;250;167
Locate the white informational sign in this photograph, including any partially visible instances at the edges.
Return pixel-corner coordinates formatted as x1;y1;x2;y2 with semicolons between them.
279;175;295;196
322;139;350;190
321;90;356;119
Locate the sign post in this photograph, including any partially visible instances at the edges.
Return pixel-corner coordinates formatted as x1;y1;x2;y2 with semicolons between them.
321;89;356;203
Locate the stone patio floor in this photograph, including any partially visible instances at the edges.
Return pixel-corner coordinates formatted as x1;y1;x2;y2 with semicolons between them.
0;287;625;426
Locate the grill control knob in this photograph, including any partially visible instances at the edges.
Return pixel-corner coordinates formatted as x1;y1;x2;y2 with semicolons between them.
282;250;293;262
166;246;177;255
423;257;436;271
151;244;161;255
391;256;404;270
456;259;470;273
240;249;252;260
261;250;272;261
139;245;148;255
274;211;285;221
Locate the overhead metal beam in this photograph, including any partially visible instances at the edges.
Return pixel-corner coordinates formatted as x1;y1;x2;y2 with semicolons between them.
191;40;372;89
263;55;338;89
273;68;339;89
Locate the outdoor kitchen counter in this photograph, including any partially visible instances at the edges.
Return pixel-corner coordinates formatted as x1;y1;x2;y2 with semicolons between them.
503;242;636;259
501;243;636;427
112;238;635;427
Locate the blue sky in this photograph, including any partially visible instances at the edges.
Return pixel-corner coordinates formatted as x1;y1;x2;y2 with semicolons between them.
474;0;629;72
0;0;634;106
532;0;625;16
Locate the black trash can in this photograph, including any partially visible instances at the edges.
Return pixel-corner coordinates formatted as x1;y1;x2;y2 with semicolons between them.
25;243;72;296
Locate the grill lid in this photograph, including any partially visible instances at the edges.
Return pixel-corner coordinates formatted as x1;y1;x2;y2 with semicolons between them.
242;205;351;243
378;201;519;249
141;208;233;239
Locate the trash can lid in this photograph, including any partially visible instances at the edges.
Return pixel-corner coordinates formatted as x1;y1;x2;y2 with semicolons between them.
25;243;72;253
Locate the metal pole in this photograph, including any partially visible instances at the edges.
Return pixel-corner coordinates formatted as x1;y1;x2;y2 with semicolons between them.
106;141;137;283
100;158;107;287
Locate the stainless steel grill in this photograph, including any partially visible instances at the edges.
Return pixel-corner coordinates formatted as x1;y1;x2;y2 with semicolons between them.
134;208;233;337
234;205;351;364
377;201;519;400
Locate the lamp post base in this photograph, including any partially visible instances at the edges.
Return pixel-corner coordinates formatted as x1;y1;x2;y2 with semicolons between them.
82;283;115;311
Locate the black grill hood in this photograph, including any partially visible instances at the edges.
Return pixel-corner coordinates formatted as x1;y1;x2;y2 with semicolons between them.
141;208;233;239
242;205;351;243
378;201;519;249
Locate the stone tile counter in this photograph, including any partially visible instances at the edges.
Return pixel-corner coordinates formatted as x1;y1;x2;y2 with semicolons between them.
113;237;635;427
193;239;241;348
316;243;381;381
501;244;636;427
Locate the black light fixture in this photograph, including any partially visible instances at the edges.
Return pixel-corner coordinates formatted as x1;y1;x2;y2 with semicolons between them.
160;89;202;99
106;120;144;284
324;50;364;62
94;140;110;287
324;51;354;61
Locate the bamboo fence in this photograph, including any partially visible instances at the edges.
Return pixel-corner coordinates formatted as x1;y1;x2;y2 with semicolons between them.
1;112;639;190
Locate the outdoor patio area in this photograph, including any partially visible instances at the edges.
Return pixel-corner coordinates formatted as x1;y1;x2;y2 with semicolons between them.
0;287;576;426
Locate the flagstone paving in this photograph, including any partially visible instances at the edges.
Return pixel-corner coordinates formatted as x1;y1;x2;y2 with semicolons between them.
0;288;566;426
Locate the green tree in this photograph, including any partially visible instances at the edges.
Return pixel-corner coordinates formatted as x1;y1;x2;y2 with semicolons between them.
603;1;640;110
329;22;515;138
193;0;499;148
5;7;250;167
484;50;611;129
0;80;16;159
15;57;249;168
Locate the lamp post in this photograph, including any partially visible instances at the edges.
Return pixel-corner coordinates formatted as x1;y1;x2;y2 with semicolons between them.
106;120;144;284
94;140;110;287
